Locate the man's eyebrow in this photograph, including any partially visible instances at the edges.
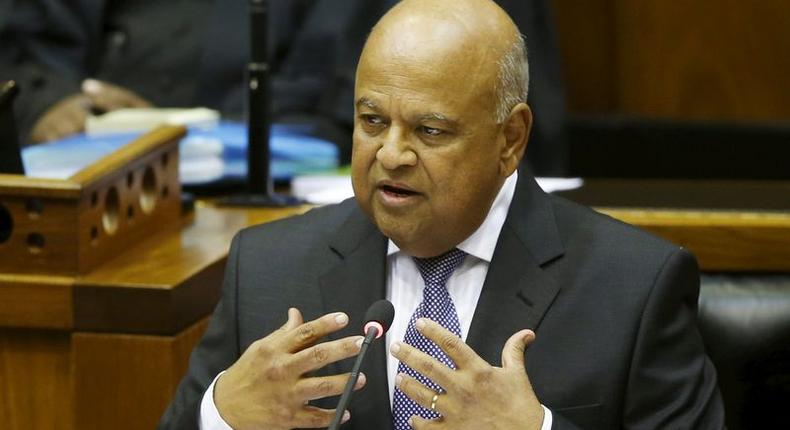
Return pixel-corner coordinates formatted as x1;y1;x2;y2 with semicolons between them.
418;112;449;122
417;112;458;127
356;97;379;110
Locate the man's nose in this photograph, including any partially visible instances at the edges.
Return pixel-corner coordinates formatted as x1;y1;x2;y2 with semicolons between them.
376;127;417;170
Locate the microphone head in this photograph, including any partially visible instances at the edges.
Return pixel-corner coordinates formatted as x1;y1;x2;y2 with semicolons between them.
363;300;395;339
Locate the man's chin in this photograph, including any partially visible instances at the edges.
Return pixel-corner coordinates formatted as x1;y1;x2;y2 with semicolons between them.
373;214;420;246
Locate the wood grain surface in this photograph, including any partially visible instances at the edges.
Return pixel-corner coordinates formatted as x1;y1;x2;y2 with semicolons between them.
0;125;185;276
0;330;72;430
0;274;73;329
601;209;790;271
73;318;209;430
553;0;790;120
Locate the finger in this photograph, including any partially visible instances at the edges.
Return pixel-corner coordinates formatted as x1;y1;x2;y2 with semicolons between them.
62;103;88;133
52;118;79;140
291;405;349;429
32;94;85;141
284;307;303;331
284;312;350;352
390;341;455;391
83;79;151;110
501;329;535;369
410;415;443;430
295;372;367;401
415;318;484;369
290;335;364;374
395;373;446;414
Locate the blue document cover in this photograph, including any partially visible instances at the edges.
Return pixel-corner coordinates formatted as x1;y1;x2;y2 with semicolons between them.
22;121;339;185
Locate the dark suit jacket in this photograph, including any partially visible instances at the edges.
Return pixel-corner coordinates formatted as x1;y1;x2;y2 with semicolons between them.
159;172;724;429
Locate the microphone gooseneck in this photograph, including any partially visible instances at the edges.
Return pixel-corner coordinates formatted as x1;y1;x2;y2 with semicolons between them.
328;300;395;430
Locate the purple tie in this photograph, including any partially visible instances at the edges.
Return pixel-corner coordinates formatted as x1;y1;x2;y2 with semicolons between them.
392;249;467;429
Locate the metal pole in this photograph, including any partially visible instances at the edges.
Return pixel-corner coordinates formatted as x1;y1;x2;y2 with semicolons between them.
247;0;272;196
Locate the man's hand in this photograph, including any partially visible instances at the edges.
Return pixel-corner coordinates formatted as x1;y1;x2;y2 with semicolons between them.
81;79;151;112
214;308;366;430
30;93;90;143
30;79;151;143
390;318;544;430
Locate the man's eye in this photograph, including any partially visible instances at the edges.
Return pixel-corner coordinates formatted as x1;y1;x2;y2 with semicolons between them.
420;126;443;136
361;115;384;126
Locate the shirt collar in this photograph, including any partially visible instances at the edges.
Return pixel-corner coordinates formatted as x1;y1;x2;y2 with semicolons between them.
387;171;518;263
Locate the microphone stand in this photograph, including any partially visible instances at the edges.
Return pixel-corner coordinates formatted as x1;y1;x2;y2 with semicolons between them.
221;0;302;207
328;326;380;430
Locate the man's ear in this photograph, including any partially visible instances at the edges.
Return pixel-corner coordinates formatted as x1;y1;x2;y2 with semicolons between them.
499;103;532;176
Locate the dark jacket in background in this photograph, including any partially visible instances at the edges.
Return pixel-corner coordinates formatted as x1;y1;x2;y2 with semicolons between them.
0;0;568;173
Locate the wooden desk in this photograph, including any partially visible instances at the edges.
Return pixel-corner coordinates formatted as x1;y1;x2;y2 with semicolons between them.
0;203;310;430
1;189;789;429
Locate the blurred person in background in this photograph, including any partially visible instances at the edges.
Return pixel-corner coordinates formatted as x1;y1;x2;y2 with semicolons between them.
0;0;567;174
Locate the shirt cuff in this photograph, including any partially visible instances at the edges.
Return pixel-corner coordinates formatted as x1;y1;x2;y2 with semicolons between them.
199;371;233;430
540;404;553;430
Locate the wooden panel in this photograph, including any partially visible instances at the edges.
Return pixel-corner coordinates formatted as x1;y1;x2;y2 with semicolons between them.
0;125;184;276
553;0;790;120
75;144;182;275
0;330;73;430
614;0;790;121
72;318;209;430
601;209;790;271
0;196;80;275
74;204;310;334
0;275;73;329
0;175;80;198
552;0;616;112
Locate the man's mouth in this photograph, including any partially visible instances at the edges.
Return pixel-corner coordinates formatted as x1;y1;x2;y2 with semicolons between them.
379;184;419;197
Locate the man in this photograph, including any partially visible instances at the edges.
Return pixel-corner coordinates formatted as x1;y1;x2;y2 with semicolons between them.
160;0;724;428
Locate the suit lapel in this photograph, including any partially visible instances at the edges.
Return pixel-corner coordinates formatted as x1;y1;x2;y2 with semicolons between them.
467;172;565;366
319;206;393;430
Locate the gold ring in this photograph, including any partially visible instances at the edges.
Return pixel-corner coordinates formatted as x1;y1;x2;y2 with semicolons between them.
430;393;440;411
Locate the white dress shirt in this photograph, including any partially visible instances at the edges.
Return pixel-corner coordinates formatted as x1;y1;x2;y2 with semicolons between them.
200;170;552;429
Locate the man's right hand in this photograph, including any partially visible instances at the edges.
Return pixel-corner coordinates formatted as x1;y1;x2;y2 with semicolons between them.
29;79;151;143
29;93;90;143
214;308;366;429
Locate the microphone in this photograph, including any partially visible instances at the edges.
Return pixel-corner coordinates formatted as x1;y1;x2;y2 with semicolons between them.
328;300;395;430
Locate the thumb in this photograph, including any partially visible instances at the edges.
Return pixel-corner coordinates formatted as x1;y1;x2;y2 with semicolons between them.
82;79;151;111
501;329;535;369
284;307;304;331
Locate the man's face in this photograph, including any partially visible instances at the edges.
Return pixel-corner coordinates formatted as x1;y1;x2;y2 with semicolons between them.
351;36;509;257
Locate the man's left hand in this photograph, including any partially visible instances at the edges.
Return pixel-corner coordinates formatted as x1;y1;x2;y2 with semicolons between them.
390;318;544;430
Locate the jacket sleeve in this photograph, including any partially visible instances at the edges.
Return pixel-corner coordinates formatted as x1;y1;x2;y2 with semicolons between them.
0;0;104;142
158;233;244;429
622;248;725;429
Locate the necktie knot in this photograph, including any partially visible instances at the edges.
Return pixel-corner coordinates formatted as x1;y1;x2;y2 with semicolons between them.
413;248;467;290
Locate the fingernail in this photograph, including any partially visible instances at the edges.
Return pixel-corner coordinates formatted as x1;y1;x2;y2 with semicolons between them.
390;342;401;355
415;318;426;330
357;372;367;387
355;336;364;348
335;313;348;325
82;79;101;93
342;410;351;423
408;417;413;426
395;373;403;387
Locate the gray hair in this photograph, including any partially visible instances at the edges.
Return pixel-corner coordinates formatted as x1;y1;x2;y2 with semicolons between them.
494;35;529;123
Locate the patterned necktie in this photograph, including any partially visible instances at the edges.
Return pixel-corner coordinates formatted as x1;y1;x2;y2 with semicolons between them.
392;248;467;429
